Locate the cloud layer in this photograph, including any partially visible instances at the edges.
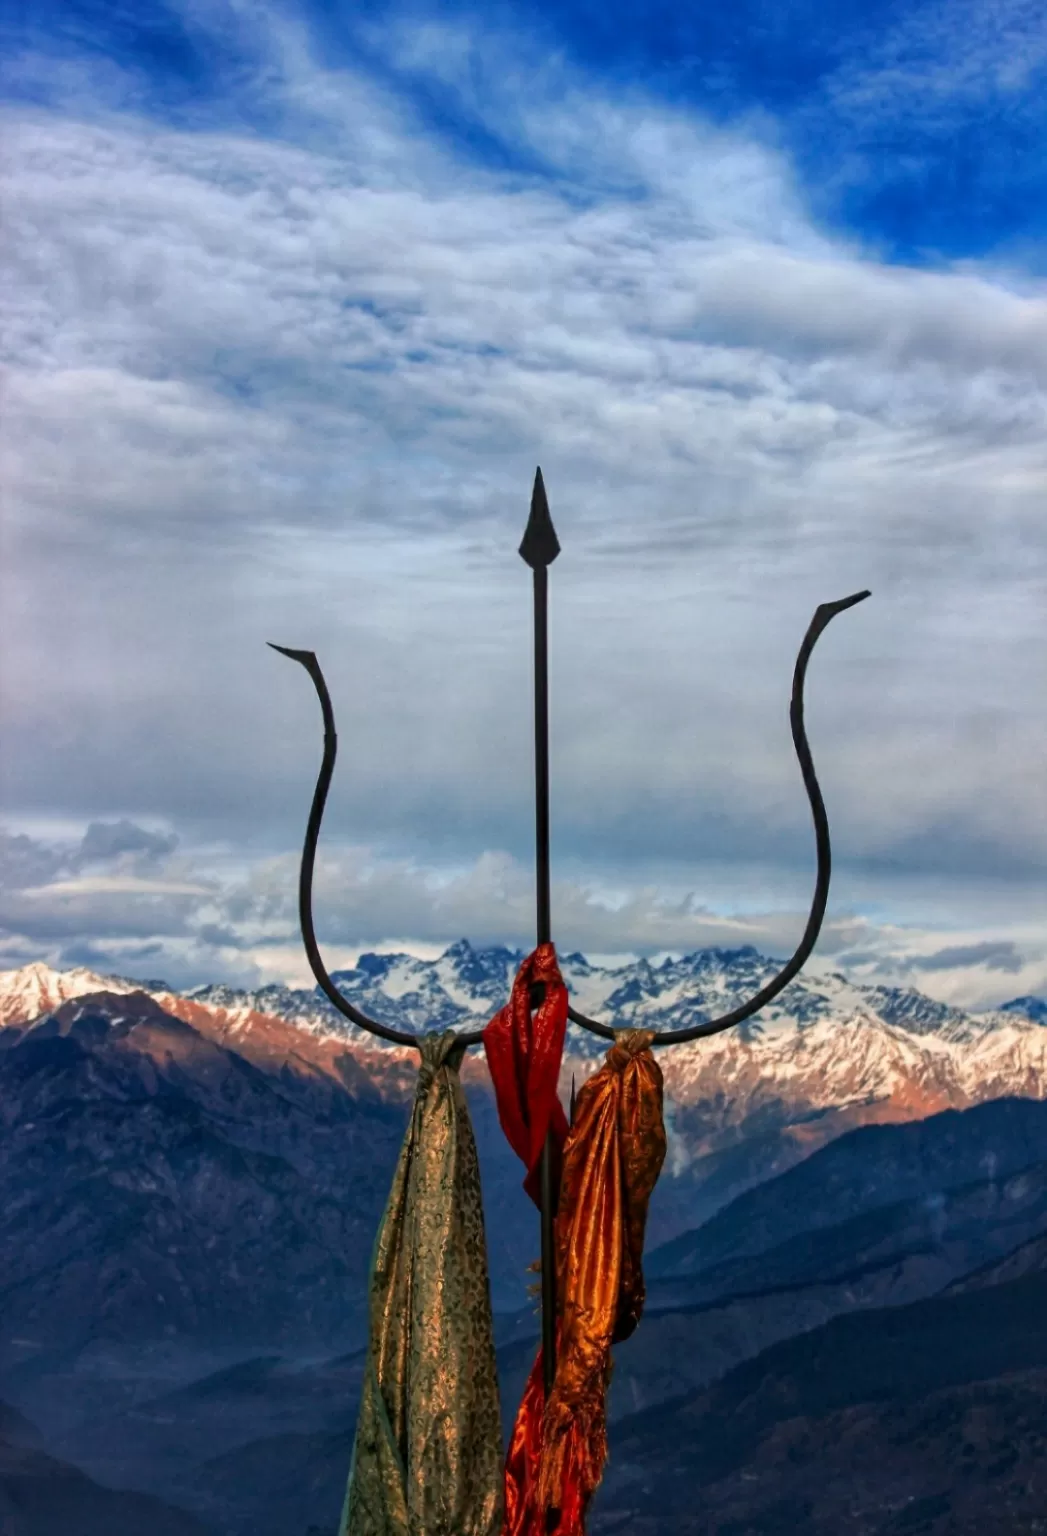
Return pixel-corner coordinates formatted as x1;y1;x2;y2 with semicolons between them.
1;820;1043;1011
2;1;1045;1004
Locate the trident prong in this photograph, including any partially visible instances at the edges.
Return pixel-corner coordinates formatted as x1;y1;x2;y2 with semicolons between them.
266;641;479;1048
564;585;871;1043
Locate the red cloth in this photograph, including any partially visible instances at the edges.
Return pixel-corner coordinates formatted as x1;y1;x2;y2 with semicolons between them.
502;1341;587;1536
482;942;569;1207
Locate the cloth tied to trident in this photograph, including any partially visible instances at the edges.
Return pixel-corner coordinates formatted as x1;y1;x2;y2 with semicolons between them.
483;947;667;1536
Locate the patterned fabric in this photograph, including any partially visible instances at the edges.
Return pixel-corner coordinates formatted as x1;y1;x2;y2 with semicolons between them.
502;1030;667;1536
482;942;569;1207
340;1029;503;1536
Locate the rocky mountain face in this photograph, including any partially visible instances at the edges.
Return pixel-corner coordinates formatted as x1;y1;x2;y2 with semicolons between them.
0;990;407;1363
1001;995;1047;1025
0;983;546;1370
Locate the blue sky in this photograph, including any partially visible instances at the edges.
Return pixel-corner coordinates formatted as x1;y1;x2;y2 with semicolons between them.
10;0;1047;264
1;0;1045;1007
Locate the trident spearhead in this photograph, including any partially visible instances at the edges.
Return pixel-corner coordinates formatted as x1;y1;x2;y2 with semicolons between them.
518;466;561;568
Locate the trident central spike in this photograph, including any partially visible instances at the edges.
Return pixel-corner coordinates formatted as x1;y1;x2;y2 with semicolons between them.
519;465;561;1401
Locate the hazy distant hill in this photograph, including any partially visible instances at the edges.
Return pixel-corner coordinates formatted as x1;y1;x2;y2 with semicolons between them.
497;1110;1047;1430
595;1261;1047;1534
0;1397;214;1536
645;1094;1047;1277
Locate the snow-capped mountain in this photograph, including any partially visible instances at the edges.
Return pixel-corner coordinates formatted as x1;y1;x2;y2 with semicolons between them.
194;942;1043;1054
2;943;1043;1087
183;938;533;1039
0;959;141;1027
3;944;1046;1219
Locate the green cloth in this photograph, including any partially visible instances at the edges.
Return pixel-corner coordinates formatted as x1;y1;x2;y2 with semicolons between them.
340;1030;503;1536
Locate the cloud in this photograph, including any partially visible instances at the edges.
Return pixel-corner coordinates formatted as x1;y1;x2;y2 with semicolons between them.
0;830;68;890
1;821;1044;1009
792;0;1047;259
1;0;1046;980
75;818;179;867
908;940;1025;974
0;819;215;956
0;819;182;889
820;0;1047;137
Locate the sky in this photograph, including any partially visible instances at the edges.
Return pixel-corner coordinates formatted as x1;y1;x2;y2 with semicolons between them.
1;0;1045;1009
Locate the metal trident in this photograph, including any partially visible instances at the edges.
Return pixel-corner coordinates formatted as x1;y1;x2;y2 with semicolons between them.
269;467;870;1401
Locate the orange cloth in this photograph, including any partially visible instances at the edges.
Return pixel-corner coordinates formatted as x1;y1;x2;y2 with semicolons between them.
502;1030;667;1536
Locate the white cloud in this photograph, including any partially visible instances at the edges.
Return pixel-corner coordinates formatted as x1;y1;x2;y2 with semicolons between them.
1;3;1045;976
821;0;1047;132
0;821;1043;1009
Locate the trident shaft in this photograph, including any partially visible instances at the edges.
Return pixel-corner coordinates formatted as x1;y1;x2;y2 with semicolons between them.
518;466;562;1395
269;469;870;1426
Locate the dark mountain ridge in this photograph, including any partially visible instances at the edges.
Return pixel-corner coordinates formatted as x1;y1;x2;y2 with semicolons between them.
596;1255;1047;1534
646;1094;1047;1279
491;1154;1047;1434
0;1396;215;1536
1;993;421;1364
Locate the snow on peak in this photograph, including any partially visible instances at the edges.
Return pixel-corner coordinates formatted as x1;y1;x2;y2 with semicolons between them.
0;961;140;1026
2;948;1045;1096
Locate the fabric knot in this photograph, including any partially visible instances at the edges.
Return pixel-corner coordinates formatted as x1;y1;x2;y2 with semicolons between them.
606;1028;655;1073
530;940;565;991
415;1028;466;1098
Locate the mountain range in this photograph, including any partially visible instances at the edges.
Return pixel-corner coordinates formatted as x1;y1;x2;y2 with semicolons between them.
4;947;1047;1226
2;946;1047;1534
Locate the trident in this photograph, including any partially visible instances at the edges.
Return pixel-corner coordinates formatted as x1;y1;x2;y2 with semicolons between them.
269;468;870;1404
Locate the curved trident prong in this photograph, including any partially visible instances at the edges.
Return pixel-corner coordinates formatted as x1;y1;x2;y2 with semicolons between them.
267;643;481;1048
563;587;870;1044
